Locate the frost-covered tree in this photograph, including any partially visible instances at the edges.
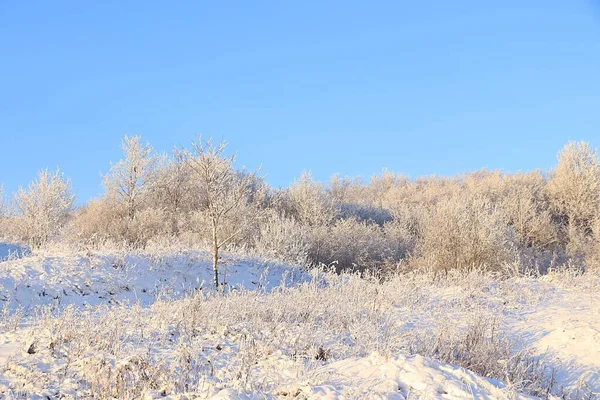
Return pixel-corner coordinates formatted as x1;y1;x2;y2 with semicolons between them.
151;149;193;234
499;172;557;250
0;185;4;215
287;172;337;227
186;136;267;290
548;141;600;228
12;169;75;249
0;185;5;235
548;142;600;254
103;135;158;220
417;195;515;273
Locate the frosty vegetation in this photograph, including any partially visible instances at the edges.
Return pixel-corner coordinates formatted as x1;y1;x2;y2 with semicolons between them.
0;137;599;399
4;136;600;277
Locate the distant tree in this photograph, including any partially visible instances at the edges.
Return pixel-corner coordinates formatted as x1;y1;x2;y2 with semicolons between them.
417;194;515;274
185;136;267;290
151;149;192;234
287;172;337;227
12;169;75;249
0;185;5;235
499;172;557;250
548;142;600;253
103;135;158;220
0;185;4;216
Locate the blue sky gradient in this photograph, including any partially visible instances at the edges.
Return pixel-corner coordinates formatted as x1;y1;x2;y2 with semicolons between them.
1;1;599;202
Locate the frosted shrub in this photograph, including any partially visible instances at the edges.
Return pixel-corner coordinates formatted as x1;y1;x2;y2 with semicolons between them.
548;141;600;230
411;313;553;397
254;212;311;265
103;135;159;221
499;172;557;251
336;201;393;225
584;217;600;271
11;169;75;249
382;219;417;260
417;194;516;273
71;198;122;247
72;200;170;248
285;172;337;227
383;175;462;209
313;218;401;271
123;207;170;247
368;169;409;208
548;141;600;256
10;269;557;398
0;185;5;236
150;149;196;235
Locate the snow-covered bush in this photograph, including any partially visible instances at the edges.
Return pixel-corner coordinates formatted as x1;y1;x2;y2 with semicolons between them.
71;198;121;247
11;169;75;249
548;141;600;255
14;137;600;275
103;135;159;221
336;201;393;225
312;218;402;271
416;194;516;273
0;185;5;237
498;172;557;251
72;200;171;248
6;268;558;399
149;149;197;235
284;172;337;227
254;211;311;265
584;217;600;271
549;142;600;228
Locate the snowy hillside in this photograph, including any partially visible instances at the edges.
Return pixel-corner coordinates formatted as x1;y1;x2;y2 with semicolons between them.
0;245;597;399
0;248;305;311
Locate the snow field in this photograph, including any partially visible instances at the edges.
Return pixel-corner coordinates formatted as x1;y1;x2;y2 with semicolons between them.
0;248;597;399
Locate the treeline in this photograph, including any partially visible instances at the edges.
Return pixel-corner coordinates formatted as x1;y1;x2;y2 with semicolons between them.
1;137;600;275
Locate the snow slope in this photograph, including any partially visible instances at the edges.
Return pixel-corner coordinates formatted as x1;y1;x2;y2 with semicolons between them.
184;353;536;399
505;275;600;397
298;353;535;399
0;245;597;399
0;244;26;263
0;249;305;312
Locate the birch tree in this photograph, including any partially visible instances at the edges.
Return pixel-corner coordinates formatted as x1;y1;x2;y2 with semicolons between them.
186;136;266;290
103;135;158;220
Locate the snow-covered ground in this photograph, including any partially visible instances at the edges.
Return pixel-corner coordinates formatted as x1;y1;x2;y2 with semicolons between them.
0;243;597;399
0;244;26;263
0;248;304;311
506;274;600;397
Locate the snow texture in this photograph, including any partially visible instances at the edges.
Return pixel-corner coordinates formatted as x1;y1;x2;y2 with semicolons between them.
0;243;597;399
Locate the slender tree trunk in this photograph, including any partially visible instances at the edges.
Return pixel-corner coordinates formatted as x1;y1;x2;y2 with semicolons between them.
211;219;219;290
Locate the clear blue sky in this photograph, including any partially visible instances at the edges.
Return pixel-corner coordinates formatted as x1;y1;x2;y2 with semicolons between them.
1;1;599;203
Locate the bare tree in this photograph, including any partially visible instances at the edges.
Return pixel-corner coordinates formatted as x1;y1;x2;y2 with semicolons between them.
12;169;75;249
417;194;515;274
287;172;337;227
499;172;557;250
548;142;600;253
151;149;192;234
185;136;266;290
0;185;5;236
103;135;158;220
0;185;4;215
